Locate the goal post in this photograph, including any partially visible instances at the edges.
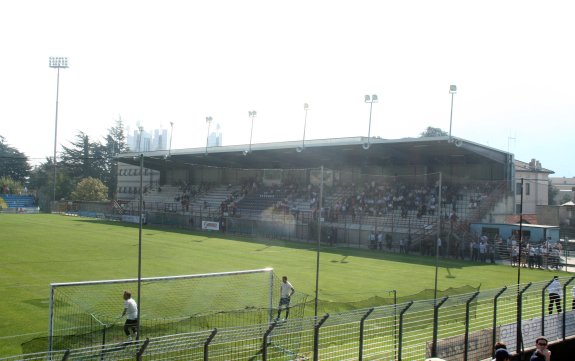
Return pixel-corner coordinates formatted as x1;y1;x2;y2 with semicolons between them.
48;268;277;352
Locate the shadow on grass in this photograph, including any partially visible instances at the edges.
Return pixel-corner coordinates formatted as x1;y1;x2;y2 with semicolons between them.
74;217;497;270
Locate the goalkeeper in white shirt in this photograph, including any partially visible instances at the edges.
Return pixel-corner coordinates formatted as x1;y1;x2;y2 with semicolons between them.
122;291;139;341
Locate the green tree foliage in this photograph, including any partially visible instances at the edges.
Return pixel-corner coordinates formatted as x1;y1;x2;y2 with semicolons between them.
32;118;128;203
28;159;76;205
60;132;103;180
0;135;31;182
420;126;448;137
70;177;109;201
548;184;560;205
0;176;24;194
101;118;129;198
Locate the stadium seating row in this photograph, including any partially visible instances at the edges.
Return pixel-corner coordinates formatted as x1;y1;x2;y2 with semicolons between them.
0;194;35;208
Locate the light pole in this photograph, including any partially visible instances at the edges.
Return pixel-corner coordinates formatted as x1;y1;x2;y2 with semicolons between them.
137;152;143;341
363;95;378;150
245;110;256;155
49;57;69;203
297;103;309;153
168;122;174;157
137;126;144;152
205;116;212;155
448;85;457;140
434;172;443;302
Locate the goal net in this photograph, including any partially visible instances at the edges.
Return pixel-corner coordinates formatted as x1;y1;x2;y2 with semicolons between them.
48;268;306;352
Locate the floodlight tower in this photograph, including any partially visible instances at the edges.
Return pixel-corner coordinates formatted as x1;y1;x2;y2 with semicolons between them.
297;103;309;153
363;94;378;149
448;85;457;140
137;126;144;152
49;57;69;202
168;122;174;157
205;116;213;155
245;110;256;155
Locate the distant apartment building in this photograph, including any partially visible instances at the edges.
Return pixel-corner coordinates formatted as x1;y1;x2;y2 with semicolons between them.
116;162;161;200
549;176;575;204
118;125;167;200
126;126;168;152
514;159;554;214
207;123;223;147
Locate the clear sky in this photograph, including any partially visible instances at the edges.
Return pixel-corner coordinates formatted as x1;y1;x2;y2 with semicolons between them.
1;0;573;176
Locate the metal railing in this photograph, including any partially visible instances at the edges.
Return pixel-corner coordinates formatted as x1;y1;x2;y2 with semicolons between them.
4;277;575;361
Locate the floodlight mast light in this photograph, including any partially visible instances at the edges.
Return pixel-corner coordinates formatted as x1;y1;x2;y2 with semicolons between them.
168;122;174;157
246;111;256;155
363;94;378;150
49;57;69;204
449;85;457;140
205;116;213;155
297;103;309;153
137;126;144;152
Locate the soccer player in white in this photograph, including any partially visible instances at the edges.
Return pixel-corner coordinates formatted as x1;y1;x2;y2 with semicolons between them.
122;291;138;341
276;276;295;322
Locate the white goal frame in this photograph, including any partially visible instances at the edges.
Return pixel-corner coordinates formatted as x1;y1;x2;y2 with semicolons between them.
48;268;275;352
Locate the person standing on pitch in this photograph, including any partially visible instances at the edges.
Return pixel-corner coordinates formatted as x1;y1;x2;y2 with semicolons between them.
276;276;295;322
122;290;138;341
547;276;562;314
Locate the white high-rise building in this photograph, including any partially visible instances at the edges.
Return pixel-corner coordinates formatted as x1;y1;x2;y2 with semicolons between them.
126;125;168;152
207;123;222;147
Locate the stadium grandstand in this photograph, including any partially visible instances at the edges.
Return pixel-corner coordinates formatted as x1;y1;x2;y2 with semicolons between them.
0;194;38;213
112;135;552;262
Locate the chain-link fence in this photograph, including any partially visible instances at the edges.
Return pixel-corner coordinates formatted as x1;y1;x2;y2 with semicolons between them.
4;277;575;361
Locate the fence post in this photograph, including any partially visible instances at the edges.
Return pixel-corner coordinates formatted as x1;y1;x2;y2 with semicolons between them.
516;283;532;355
313;314;329;361
135;338;150;361
398;301;414;361
492;286;507;351
262;321;277;361
562;276;575;340
541;278;555;336
203;328;218;361
60;349;70;361
358;308;374;361
431;297;448;357
464;292;480;361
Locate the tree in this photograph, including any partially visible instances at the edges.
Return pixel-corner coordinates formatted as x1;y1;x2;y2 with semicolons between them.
0;176;24;194
28;159;76;204
70;177;109;201
101;118;129;199
0;135;31;182
31;119;128;204
548;184;560;205
60;131;105;180
420;127;448;137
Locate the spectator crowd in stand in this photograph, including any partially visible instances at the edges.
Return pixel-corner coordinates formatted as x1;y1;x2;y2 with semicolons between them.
145;177;550;268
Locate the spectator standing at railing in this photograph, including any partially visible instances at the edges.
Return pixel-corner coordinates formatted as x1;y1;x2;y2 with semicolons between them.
479;239;487;262
488;243;496;264
535;245;543;269
511;246;519;266
369;231;376;250
377;231;384;250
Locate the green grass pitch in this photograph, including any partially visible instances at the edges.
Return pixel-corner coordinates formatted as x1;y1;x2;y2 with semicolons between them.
0;214;565;357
